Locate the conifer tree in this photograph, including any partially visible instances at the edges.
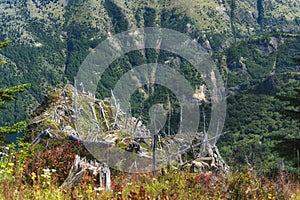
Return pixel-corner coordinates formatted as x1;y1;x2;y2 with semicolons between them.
0;41;30;142
277;88;300;122
274;58;300;169
279;58;300;122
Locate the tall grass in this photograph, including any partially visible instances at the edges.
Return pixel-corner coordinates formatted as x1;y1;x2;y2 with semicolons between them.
0;140;299;199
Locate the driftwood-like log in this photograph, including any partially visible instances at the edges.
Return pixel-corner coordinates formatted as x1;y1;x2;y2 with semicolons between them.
61;155;111;191
182;144;229;175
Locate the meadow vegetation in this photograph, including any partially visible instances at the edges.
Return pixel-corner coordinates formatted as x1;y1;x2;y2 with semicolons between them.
0;139;299;200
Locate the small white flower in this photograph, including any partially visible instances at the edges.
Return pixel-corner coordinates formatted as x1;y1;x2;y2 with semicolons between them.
43;168;50;172
94;187;105;191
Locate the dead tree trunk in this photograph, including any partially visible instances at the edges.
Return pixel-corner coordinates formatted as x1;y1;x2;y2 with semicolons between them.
61;155;111;191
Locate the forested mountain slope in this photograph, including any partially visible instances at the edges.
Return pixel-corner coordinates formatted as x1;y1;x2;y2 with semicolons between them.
0;0;300;173
1;0;300;124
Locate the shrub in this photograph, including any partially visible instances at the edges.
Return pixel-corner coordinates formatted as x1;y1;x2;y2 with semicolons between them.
22;142;79;185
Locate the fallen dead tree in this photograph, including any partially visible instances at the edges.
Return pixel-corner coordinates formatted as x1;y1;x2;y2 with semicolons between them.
180;143;229;174
61;155;111;191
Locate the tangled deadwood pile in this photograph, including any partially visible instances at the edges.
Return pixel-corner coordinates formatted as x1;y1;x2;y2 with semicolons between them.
27;85;229;190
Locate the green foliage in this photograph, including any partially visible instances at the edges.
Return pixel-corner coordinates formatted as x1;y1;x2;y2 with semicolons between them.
273;82;300;168
64;22;100;82
0;137;89;185
110;168;294;199
218;34;300;90
95;48;207;135
1;166;297;199
103;0;129;34
0;28;66;125
0;42;30;142
0;140;37;180
161;8;190;32
0;121;27;142
277;88;300;122
0;84;30;106
0;40;11;49
219;74;300;174
0;137;299;199
257;0;264;25
277;55;300;121
1;2;300;184
143;7;156;27
292;58;300;65
0;40;10;65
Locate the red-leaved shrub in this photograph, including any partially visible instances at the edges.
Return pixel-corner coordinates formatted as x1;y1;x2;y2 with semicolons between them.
23;142;80;185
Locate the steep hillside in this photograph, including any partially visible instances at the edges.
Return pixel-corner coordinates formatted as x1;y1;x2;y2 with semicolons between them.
218;73;300;172
214;33;300;92
1;0;300;175
1;0;300;125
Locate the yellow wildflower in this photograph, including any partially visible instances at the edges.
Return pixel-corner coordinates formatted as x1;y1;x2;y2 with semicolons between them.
31;172;36;181
6;168;13;174
268;193;273;199
7;162;14;167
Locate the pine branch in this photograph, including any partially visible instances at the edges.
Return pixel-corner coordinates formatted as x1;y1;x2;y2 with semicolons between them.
0;40;11;65
0;83;30;105
0;40;11;49
0;121;27;135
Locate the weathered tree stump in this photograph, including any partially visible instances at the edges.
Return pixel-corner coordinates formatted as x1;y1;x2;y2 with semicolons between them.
61;155;111;191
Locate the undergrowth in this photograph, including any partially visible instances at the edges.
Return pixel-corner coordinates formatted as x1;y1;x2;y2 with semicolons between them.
0;140;299;200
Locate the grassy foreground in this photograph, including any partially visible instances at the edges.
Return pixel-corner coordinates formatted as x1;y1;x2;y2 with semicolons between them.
0;141;299;199
0;169;300;200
